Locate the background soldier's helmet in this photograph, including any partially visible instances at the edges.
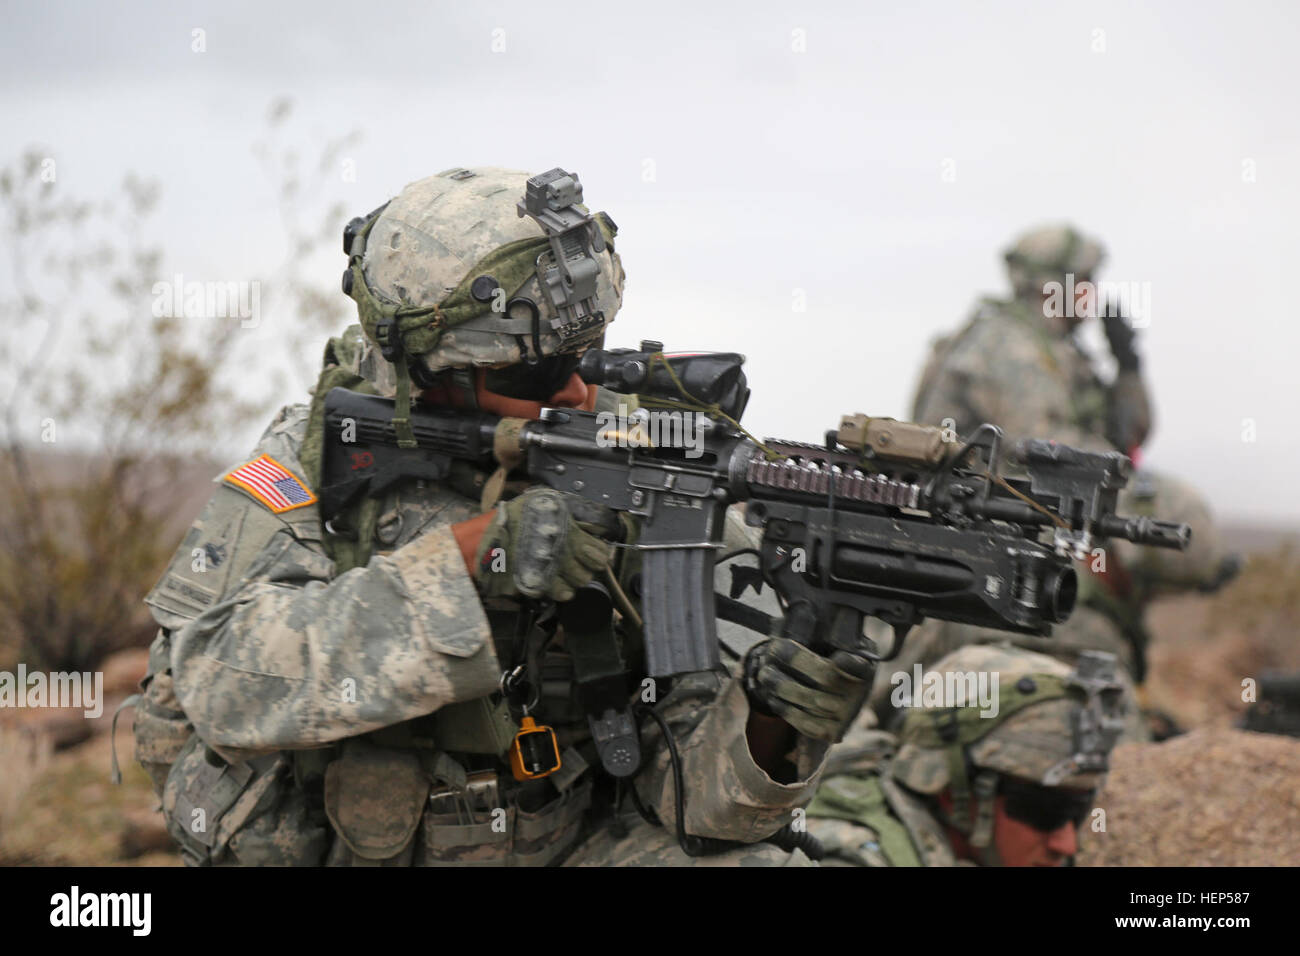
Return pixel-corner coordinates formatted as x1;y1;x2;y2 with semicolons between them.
890;644;1126;796
1113;470;1241;598
1003;224;1106;300
342;166;625;376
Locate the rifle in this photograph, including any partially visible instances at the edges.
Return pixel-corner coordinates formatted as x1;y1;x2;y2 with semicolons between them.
1241;672;1300;739
319;343;1191;679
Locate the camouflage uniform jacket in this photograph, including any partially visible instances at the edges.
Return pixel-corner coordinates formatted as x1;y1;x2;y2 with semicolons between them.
134;337;828;867
905;296;1153;709
911;296;1150;455
805;726;960;867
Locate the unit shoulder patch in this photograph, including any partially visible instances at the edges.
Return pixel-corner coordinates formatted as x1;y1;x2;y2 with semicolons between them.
223;454;318;514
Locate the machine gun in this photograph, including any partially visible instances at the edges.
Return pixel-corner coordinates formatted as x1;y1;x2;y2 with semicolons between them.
320;343;1190;678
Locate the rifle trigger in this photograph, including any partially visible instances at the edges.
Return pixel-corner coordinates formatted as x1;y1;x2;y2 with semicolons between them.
883;621;914;661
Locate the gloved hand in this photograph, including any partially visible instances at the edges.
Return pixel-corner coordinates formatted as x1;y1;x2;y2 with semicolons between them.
1106;366;1152;452
1106;394;1144;454
473;487;622;602
1101;309;1141;372
742;637;876;742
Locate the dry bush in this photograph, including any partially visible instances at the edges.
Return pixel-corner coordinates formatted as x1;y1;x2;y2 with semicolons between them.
0;152;253;670
0;100;358;671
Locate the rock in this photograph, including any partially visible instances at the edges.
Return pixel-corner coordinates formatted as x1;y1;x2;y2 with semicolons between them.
1079;726;1300;866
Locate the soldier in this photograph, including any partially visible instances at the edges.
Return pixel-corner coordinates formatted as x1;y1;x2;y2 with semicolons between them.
912;224;1150;457
130;167;871;866
896;226;1239;736
809;644;1125;867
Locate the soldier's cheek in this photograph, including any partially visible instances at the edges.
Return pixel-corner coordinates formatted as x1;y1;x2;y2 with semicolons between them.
992;809;1051;867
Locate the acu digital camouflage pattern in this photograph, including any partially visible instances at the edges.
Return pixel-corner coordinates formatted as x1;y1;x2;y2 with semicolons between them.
361;167;626;373
911;295;1149;456
808;780;960;867
136;324;829;866
809;644;1120;866
567;815;815;866
147;398;501;758
912;223;1147;455
904;225;1233;737
869;612;1150;742
888;644;1118;794
1002;223;1105;299
805;717;961;866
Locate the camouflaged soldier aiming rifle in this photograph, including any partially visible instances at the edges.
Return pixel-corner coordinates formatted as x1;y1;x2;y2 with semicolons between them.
129;166;859;866
810;645;1125;867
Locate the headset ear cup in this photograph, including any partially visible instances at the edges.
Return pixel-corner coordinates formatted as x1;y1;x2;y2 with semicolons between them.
343;201;393;256
343;216;367;255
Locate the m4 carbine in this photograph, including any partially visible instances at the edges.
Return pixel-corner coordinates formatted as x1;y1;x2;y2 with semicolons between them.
321;344;1190;677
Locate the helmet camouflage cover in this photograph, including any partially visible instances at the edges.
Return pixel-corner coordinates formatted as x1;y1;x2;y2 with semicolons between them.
890;644;1126;795
1003;224;1105;299
343;166;625;376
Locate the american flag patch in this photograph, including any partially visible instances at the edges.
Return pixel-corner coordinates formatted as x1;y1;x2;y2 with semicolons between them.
223;454;318;514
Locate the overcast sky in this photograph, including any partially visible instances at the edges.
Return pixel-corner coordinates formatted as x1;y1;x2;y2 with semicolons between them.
3;0;1298;523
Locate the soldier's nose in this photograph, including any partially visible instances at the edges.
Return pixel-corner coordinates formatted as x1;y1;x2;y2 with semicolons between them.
1046;822;1079;858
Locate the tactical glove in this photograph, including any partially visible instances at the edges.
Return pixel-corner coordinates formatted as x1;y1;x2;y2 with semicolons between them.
1106;368;1152;452
1101;310;1141;372
742;637;876;742
473;487;621;603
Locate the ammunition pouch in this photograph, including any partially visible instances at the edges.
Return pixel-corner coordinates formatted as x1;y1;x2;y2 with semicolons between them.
324;739;430;865
162;735;328;866
415;775;591;867
132;631;194;797
315;737;591;866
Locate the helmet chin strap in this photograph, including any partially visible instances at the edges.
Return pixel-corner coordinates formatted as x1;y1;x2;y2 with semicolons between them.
968;771;1004;866
936;765;1005;866
411;364;479;411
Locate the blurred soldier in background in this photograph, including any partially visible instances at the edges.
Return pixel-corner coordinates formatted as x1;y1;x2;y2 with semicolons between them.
809;645;1125;866
897;226;1239;738
130;167;864;867
912;224;1149;457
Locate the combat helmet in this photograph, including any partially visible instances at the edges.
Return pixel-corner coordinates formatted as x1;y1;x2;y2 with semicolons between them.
1003;224;1105;299
890;644;1125;862
339;167;625;426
